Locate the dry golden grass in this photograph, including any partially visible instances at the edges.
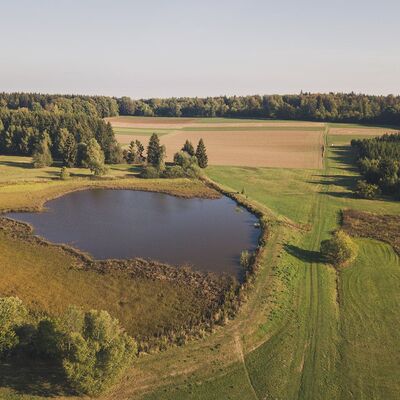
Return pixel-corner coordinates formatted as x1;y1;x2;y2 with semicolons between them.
0;228;214;339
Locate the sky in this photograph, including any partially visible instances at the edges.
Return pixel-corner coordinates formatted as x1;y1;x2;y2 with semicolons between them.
0;0;399;98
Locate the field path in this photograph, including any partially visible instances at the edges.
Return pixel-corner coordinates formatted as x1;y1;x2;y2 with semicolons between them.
234;334;260;400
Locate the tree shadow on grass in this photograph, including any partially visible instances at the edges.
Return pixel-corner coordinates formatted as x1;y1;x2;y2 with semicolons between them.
0;357;74;397
284;244;325;264
329;145;359;172
304;145;362;200
0;160;33;169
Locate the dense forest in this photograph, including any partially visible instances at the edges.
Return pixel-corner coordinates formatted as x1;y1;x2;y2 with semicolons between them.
0;96;122;166
351;133;400;199
2;92;400;124
0;92;118;118
116;93;400;124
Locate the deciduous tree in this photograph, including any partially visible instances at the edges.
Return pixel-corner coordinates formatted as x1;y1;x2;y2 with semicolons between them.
32;131;53;168
86;138;107;176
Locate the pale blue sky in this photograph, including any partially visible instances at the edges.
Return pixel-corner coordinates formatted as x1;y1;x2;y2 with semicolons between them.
1;0;399;98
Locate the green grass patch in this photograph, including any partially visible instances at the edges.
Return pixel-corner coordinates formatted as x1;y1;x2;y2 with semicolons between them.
142;362;257;400
207;166;320;225
338;239;400;399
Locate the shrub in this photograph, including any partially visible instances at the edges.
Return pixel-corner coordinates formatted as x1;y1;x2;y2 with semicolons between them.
60;310;137;396
355;180;380;199
173;151;203;178
240;250;252;270
60;167;70;180
173;151;196;169
184;163;203;178
32;318;62;359
163;165;186;178
140;165;160;179
320;230;358;266
0;297;28;355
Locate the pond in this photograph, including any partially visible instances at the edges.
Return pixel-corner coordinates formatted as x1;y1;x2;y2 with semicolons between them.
6;189;260;277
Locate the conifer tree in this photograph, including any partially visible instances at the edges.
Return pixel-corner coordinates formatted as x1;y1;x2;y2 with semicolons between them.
147;133;161;166
135;139;145;162
195;138;208;168
182;139;195;156
127;141;136;163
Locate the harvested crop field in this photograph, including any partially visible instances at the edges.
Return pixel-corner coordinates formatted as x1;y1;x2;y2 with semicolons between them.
108;116;326;168
329;127;398;136
116;129;324;169
106;116;325;130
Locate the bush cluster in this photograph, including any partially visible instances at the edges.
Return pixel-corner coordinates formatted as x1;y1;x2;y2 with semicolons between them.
0;297;137;396
320;230;358;266
140;136;208;179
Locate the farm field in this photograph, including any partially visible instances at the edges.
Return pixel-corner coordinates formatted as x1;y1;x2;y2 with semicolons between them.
135;125;400;400
108;117;326;168
0;121;399;400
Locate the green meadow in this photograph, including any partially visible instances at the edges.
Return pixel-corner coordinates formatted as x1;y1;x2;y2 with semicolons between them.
0;123;399;399
140;126;400;400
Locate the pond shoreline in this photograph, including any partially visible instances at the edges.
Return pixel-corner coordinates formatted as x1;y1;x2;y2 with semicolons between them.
0;178;268;352
0;177;220;214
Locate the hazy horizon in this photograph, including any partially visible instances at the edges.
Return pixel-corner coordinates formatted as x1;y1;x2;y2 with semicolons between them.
1;0;399;98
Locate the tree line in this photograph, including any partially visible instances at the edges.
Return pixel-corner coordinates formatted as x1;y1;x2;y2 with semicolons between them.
116;93;400;124
0;92;118;118
351;133;400;199
2;91;400;124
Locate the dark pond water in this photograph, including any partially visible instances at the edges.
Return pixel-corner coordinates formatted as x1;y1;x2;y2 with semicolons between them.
7;189;259;277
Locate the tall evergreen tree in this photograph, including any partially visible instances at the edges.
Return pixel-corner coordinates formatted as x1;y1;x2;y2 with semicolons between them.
147;133;161;167
182;140;195;156
135;140;145;162
127;140;136;163
195;138;208;168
